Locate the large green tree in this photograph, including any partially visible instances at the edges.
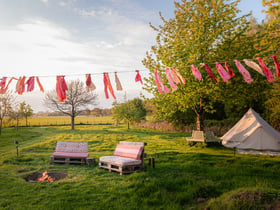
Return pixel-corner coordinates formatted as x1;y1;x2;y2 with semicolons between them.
215;15;274;119
261;0;280;129
112;98;146;129
261;0;280;55
143;0;249;130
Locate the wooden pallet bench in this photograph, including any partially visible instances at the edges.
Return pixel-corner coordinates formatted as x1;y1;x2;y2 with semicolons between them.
186;130;221;143
50;141;89;165
186;130;205;142
205;131;222;143
99;141;147;175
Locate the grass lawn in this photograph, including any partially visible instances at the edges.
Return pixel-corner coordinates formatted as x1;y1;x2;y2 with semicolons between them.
1;124;280;209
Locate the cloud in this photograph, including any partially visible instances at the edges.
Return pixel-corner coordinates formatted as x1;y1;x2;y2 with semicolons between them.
0;1;161;111
0;17;155;90
40;0;49;5
59;2;67;7
0;18;88;77
77;7;114;17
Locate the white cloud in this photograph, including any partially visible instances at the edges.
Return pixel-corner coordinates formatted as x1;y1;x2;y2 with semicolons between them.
40;0;49;5
0;17;154;111
76;7;114;17
59;2;67;7
0;1;166;111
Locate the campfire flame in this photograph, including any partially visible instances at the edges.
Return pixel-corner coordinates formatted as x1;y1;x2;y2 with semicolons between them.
37;171;54;182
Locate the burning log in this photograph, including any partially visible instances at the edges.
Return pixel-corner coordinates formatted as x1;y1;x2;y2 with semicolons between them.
25;171;67;183
37;171;54;182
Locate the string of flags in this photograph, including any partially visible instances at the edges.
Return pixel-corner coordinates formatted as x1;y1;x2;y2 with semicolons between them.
0;70;144;102
0;55;279;101
153;56;279;94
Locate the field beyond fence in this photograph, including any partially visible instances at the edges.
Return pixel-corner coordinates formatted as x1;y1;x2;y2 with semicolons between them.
3;116;114;128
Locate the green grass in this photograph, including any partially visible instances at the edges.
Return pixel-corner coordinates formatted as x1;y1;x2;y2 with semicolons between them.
1;124;280;209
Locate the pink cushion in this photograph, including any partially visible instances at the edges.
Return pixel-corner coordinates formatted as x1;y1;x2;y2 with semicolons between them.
52;152;88;158
114;144;143;159
55;141;88;153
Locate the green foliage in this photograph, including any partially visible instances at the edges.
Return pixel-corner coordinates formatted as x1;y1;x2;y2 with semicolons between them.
112;98;147;129
265;78;280;130
261;0;280;55
259;2;280;129
142;0;250;130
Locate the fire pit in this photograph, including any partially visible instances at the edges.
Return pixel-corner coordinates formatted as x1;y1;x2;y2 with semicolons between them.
25;171;67;183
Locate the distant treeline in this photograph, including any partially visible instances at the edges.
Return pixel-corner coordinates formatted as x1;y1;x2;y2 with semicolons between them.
35;108;112;117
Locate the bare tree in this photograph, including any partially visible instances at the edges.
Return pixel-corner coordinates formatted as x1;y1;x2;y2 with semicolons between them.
9;103;21;129
0;91;15;135
44;80;98;130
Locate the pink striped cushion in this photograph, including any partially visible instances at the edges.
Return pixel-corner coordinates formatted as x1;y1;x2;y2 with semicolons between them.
114;144;143;159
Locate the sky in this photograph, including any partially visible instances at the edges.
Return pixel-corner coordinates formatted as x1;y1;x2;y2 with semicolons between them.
0;0;267;112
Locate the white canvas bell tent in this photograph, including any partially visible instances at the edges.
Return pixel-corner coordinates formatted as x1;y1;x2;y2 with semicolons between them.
222;108;280;155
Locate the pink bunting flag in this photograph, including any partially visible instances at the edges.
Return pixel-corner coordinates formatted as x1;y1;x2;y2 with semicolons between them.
56;76;68;102
170;67;185;84
26;76;35;92
135;70;143;85
0;77;7;90
103;73;116;99
215;62;231;82
257;57;275;82
36;77;44;93
234;60;254;83
154;69;169;94
204;63;218;83
271;55;280;77
114;72;123;91
16;76;26;95
224;62;235;78
191;65;202;80
0;77;18;94
165;68;178;91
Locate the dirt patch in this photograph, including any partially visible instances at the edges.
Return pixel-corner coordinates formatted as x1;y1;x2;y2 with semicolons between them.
206;189;280;209
25;171;67;183
233;190;263;201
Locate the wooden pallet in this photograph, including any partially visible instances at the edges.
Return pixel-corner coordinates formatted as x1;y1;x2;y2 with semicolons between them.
50;141;89;165
99;141;147;175
99;161;144;175
50;156;87;165
186;130;221;143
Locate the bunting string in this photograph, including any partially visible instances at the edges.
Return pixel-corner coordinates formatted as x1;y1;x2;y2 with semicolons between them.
0;55;279;100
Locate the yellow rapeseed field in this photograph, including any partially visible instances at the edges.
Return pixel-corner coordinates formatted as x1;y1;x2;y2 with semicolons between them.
3;115;114;127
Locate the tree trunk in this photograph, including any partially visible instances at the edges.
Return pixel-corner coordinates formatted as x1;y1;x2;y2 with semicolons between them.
71;116;75;130
127;121;130;129
195;97;205;131
196;114;204;131
25;116;28;127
